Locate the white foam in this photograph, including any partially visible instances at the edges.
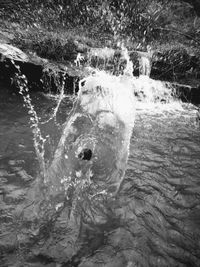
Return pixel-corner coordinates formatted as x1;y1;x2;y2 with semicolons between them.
132;75;175;103
78;71;136;127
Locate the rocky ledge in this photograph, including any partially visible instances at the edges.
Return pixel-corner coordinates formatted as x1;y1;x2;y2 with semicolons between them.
0;43;87;94
0;43;200;104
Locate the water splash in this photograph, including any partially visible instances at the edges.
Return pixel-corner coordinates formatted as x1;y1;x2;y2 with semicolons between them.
86;50;180;114
77;71;135;127
3;44;200;267
13;42;185;214
13;43;182;191
12;62;69;180
86;47;182;117
43;69;136;227
40;73;66;125
13;66;46;177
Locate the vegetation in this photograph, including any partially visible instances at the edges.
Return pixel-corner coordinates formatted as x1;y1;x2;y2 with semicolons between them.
0;0;200;84
0;0;200;49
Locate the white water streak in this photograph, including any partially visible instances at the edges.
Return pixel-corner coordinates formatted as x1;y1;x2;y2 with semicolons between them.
18;73;46;177
41;74;66;125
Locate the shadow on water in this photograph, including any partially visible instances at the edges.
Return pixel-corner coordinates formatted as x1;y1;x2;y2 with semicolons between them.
0;75;200;267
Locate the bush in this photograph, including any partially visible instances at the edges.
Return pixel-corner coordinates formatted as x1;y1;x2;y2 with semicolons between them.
1;0;200;52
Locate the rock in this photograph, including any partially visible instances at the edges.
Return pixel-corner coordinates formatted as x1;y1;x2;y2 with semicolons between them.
0;43;28;61
151;48;200;82
0;42;84;94
0;41;199;102
170;82;200;104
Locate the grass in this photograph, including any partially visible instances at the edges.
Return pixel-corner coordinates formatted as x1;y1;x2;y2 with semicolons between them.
0;11;199;87
1;14;199;64
0;18;116;63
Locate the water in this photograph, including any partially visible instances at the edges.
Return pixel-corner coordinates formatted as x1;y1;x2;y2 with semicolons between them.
0;68;200;267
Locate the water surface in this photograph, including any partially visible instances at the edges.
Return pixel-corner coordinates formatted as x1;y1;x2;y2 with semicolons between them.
0;83;200;267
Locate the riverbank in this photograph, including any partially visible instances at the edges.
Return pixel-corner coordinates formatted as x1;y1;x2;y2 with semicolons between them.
0;17;200;104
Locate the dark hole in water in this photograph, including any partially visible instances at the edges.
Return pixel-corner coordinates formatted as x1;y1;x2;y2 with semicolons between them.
78;148;92;160
81;80;86;87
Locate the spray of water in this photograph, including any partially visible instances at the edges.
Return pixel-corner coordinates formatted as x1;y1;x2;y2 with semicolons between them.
13;66;47;178
40;73;66;125
12;31;185;225
12;61;70;181
9;35;197;267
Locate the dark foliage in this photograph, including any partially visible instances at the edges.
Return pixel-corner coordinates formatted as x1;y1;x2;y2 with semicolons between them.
0;0;199;46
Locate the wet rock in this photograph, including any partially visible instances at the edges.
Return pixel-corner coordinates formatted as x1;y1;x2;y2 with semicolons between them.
151;48;200;86
173;83;200;104
0;43;28;62
1;42;200;103
0;42;83;94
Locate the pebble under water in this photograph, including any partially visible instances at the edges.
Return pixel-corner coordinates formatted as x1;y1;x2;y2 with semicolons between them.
0;83;200;267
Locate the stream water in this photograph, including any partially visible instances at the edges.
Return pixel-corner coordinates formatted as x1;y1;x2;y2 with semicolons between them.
0;68;200;267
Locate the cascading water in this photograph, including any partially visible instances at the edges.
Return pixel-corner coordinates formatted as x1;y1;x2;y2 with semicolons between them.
138;46;153;76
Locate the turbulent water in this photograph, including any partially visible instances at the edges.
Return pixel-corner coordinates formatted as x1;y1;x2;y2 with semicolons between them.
0;74;200;267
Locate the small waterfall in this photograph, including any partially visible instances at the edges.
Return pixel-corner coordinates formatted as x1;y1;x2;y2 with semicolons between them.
118;45;177;107
133;75;176;104
138;46;153;76
121;43;133;77
131;47;179;109
140;56;151;76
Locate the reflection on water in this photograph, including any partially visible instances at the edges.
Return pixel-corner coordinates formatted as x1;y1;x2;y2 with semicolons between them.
0;83;200;267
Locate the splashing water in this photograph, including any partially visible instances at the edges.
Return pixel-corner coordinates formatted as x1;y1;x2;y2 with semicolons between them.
133;76;176;103
85;45;181;115
45;69;136;218
14;68;46;178
2;41;200;267
13;62;71;169
16;44;182;189
40;73;66;125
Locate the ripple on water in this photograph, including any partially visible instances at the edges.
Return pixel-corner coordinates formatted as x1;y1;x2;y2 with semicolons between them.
1;84;200;266
116;104;200;267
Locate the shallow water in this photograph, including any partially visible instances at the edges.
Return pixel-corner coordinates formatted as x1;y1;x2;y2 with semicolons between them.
0;84;200;267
